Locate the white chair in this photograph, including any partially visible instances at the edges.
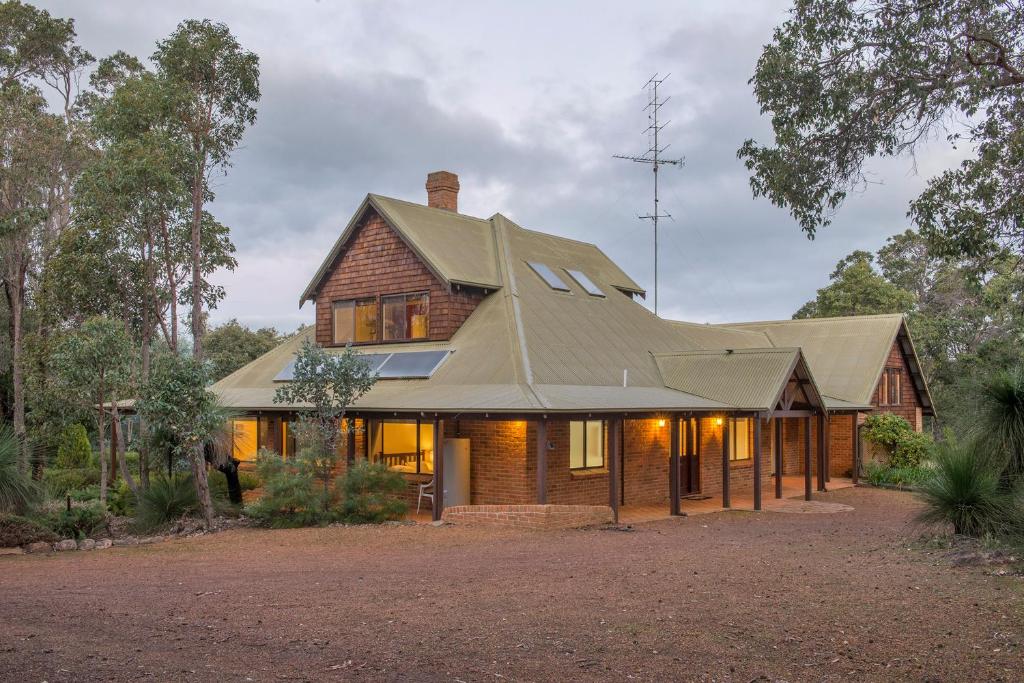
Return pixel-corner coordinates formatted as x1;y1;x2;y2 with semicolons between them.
417;478;434;514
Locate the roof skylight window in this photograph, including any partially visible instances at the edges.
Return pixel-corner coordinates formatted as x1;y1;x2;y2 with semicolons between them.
564;269;605;297
527;262;570;292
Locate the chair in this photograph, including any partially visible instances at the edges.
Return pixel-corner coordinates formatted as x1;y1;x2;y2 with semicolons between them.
417;478;434;514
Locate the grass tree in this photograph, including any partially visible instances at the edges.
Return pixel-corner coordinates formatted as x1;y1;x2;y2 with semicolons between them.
273;340;377;501
52;316;134;504
138;352;223;528
974;366;1024;486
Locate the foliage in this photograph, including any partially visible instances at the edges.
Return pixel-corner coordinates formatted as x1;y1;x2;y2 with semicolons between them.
864;461;931;489
68;484;99;502
0;422;38;513
337;460;408;524
861;413;932;468
42;466;100;497
971;366;1024;484
107;478;134;516
245;449;326;528
207;467;260;500
46;502;107;540
739;0;1024;265
0;513;56;547
54;423;92;468
916;441;1016;537
135;473;198;532
794;251;915;319
205;319;282;380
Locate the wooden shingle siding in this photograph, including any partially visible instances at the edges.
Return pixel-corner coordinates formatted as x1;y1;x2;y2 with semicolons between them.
872;339;923;431
313;209;486;346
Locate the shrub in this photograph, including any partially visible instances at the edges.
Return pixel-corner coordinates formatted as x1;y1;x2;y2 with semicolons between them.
208;468;261;500
47;502;108;540
54;424;92;469
245;449;326;528
0;513;57;547
0;426;39;514
917;441;1014;537
107;479;134;516
338;460;408;524
864;461;890;487
135;473;198;532
862;413;932;468
42;467;100;497
69;485;100;502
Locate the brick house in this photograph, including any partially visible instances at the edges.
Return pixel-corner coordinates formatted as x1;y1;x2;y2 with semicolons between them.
213;171;934;521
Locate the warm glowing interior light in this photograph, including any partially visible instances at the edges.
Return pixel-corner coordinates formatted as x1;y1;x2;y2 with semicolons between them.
657;419;666;428
715;417;724;426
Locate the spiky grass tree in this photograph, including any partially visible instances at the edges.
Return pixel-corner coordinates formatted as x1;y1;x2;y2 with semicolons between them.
0;424;39;514
917;441;1008;537
973;367;1024;487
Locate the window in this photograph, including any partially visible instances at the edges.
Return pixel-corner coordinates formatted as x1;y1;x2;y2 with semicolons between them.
231;418;258;462
569;420;605;470
727;418;753;461
880;367;902;406
382;292;429;341
333;298;378;343
527;262;571;291
370;419;434;474
564;269;605;297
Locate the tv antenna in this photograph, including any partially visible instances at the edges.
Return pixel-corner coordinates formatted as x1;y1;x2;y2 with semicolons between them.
613;73;684;315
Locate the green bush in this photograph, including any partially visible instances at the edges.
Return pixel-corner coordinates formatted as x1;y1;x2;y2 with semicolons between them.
54;424;92;469
42;467;100;497
239;470;262;490
135;473;198;532
69;485;100;502
107;479;134;516
208;468;261;501
0;513;57;547
862;413;933;468
917;441;1015;537
246;449;326;528
338;460;408;524
0;426;39;514
46;502;108;540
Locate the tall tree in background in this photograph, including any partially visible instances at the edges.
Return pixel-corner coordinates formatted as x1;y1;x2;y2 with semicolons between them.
205;318;282;381
153;20;259;361
794;250;915;319
739;0;1023;269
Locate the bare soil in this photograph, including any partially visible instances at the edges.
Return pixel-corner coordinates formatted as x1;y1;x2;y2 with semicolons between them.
1;487;1021;682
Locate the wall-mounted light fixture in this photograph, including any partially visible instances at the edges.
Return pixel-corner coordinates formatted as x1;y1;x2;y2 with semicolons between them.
657;419;666;428
715;417;724;426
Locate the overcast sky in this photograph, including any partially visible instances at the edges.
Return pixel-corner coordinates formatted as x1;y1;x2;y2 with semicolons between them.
40;0;960;332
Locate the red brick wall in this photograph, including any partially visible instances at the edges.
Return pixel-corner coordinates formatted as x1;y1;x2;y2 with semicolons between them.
872;339;923;431
697;417;774;497
442;504;612;530
828;413;855;477
622;419;670;506
313;209;485;346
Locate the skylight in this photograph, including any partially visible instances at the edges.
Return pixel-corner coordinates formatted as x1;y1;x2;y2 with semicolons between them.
526;262;570;291
564;269;605;297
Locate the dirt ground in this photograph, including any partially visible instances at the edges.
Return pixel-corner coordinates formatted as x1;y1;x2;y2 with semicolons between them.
1;487;1021;682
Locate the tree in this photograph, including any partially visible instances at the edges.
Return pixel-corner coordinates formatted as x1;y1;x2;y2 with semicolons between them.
794;250;915;319
152;20;259;361
51;316;133;503
137;351;222;527
205;319;282;380
739;0;1023;269
273;340;376;501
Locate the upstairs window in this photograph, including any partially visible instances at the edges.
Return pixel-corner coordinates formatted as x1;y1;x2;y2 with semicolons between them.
880;367;902;406
527;262;571;292
382;292;429;341
333;298;378;343
569;420;605;470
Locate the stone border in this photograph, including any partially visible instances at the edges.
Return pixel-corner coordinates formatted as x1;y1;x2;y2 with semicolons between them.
442;504;613;530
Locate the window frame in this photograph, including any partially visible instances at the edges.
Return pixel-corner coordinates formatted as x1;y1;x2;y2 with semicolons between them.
727;417;754;462
381;291;430;342
370;418;434;475
569;419;606;471
331;292;430;344
879;367;902;406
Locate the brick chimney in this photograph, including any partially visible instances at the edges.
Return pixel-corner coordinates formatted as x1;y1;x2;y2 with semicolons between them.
425;171;460;211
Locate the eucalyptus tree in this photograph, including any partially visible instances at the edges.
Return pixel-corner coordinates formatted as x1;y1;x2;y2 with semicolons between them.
52;316;134;503
739;0;1023;268
153;20;259;360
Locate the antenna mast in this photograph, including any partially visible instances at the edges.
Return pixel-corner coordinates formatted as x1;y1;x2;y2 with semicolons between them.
614;73;684;315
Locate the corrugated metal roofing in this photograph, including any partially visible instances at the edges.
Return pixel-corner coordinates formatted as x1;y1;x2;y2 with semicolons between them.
654;348;807;411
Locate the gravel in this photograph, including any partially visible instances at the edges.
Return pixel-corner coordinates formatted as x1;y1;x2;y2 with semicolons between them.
0;487;1020;682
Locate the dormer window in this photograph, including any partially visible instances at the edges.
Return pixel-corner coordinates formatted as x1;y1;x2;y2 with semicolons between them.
333;298;378;343
564;269;605;297
383;292;429;340
527;262;570;291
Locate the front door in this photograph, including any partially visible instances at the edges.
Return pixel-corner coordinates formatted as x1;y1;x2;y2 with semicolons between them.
679;417;701;495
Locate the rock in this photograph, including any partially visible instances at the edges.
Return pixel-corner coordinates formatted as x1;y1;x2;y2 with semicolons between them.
0;546;25;556
429;520;448;527
25;541;53;554
78;538;96;551
55;539;78;551
94;539;112;550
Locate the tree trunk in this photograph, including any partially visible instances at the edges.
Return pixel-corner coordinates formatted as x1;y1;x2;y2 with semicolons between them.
139;226;155;490
113;403;137;495
7;257;27;472
97;399;107;505
190;443;215;528
190;164;204;360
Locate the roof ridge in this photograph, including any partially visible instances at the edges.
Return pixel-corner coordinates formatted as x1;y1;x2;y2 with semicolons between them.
721;313;905;327
369;193;490;223
652;347;800;358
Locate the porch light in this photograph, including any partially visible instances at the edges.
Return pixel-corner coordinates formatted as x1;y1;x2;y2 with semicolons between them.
657;419;666;428
715;417;724;426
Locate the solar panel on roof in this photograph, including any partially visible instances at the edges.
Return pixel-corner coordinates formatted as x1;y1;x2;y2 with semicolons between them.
564;269;605;297
526;262;571;292
355;353;391;373
377;350;450;379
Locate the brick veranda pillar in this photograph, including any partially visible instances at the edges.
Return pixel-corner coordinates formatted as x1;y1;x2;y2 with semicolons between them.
753;417;762;511
609;417;621;523
669;416;680;516
722;417;731;509
774;417;783;499
817;413;827;493
432;418;444;522
536;419;548;505
803;416;812;502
